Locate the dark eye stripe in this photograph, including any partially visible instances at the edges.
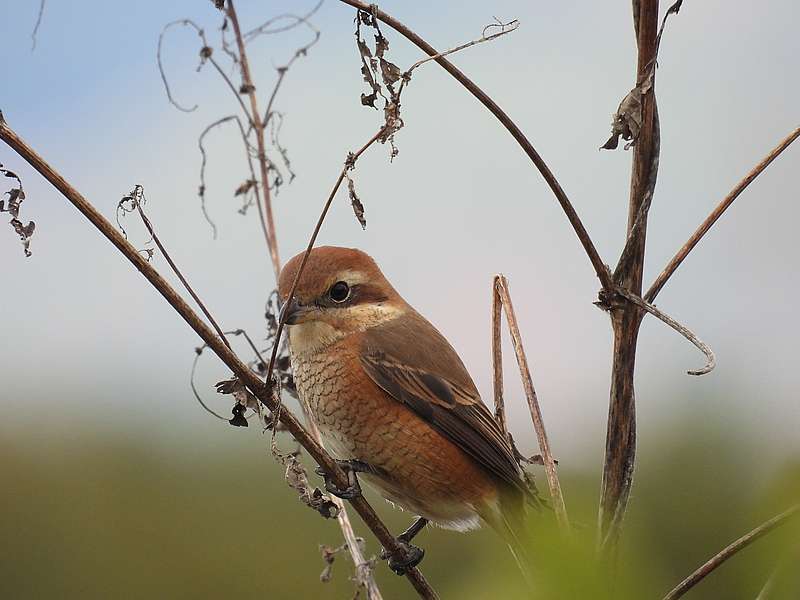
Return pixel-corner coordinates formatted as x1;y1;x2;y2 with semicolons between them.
350;284;389;305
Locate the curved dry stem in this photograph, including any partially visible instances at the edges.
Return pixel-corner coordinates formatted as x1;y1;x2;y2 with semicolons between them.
197;115;265;241
191;328;270;422
614;287;715;376
190;350;229;421
124;185;232;352
339;0;613;290
243;0;324;41
157;20;204;112
31;0;46;51
404;19;519;76
663;504;800;600
261;22;321;127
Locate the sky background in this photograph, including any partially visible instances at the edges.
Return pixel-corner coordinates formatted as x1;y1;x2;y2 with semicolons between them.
1;1;798;597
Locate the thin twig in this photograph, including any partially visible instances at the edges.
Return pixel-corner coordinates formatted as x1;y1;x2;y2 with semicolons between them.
0;117;436;600
191;328;272;422
304;407;384;600
197;115;266;242
124;186;232;351
243;0;324;41
31;0;46;51
261;23;321;127
614;287;715;376
264;127;386;382
645;126;800;303
226;0;282;283
190;350;229;421
157;20;201;113
663;504;800;600
338;0;613;291
403;19;519;76
158;19;254;125
494;274;569;532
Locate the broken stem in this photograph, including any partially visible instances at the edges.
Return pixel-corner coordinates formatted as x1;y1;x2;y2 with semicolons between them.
494;274;569;532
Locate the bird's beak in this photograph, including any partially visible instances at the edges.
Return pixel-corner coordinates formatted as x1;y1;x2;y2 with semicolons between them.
281;298;315;325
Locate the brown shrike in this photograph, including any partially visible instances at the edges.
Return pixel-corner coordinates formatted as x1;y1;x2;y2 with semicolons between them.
278;246;535;575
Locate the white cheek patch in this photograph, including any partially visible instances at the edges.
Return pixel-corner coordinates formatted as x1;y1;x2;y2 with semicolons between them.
288;321;344;355
287;300;405;355
345;302;404;330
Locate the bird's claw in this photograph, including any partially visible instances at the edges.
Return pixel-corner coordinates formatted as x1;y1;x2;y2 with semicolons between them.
314;459;370;500
381;541;425;575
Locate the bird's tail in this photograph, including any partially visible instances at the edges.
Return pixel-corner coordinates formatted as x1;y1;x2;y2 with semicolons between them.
481;498;535;589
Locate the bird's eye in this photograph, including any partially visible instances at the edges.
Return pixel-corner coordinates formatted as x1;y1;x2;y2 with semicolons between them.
329;281;350;303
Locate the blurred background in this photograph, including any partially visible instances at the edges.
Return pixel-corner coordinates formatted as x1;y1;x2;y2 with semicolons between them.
1;1;798;598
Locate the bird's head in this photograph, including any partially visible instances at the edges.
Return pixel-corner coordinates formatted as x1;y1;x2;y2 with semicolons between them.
278;246;406;351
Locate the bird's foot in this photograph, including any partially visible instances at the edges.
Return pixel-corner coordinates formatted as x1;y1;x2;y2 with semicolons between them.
314;459;371;500
381;541;425;575
380;517;428;575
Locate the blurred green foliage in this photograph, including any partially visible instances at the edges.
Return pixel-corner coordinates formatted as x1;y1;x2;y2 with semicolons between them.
1;416;798;599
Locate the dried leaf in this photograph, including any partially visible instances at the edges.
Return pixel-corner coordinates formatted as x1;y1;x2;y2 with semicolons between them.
320;544;347;583
601;79;649;151
379;58;402;86
9;219;35;257
346;175;366;229
2;163;34;257
357;38;372;60
233;179;255;197
277;449;339;520
215;377;260;412
375;33;389;58
360;92;378;108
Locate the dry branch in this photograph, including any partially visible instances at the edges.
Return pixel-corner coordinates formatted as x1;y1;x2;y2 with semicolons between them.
663;504;800;600
613;287;715;376
226;0;281;282
598;0;662;550
118;184;232;352
0;115;436;600
338;0;613;291
645;126;800;303
493;275;569;532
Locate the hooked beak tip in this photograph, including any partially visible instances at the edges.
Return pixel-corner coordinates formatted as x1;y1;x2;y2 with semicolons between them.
281;298;309;325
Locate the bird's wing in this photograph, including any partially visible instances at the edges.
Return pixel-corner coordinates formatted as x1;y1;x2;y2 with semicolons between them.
359;311;524;492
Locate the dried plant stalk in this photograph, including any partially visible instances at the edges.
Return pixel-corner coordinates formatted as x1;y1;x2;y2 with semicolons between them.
226;0;281;281
598;0;661;550
493;275;569;532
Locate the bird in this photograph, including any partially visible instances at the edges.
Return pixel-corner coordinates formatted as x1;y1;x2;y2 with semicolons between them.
277;246;537;576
